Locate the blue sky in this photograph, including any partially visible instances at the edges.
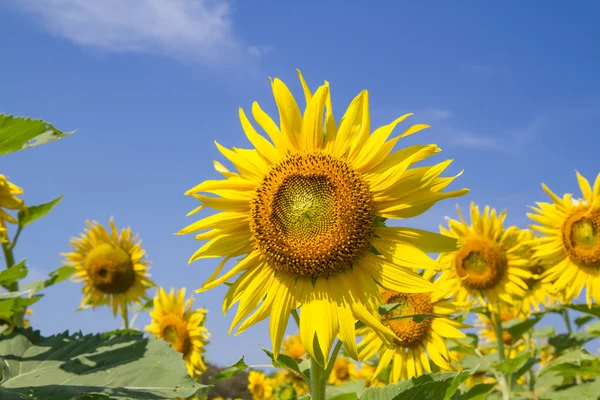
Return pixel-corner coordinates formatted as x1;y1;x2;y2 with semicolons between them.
1;1;600;367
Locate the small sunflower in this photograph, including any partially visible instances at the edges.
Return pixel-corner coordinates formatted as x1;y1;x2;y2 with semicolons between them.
146;287;209;378
272;370;308;397
528;171;600;306
63;218;154;316
328;355;359;386
248;371;274;400
438;203;532;311
179;70;468;362
282;332;306;362
513;229;558;314
0;175;25;243
358;271;468;383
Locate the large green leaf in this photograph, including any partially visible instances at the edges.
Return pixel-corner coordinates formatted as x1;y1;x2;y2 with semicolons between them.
539;379;600;400
0;115;75;156
17;195;63;227
0;261;27;286
326;379;365;400
21;266;75;295
505;313;544;340
454;383;495;400
0;328;201;399
565;303;600;318
539;349;600;379
493;351;532;376
359;370;473;400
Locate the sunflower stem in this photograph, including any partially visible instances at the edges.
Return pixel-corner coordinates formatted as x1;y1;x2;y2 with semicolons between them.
562;308;582;384
310;357;326;400
323;340;343;382
121;306;130;330
2;237;25;328
525;331;535;393
491;309;511;400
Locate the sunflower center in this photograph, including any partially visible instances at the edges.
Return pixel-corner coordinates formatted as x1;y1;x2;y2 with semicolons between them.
454;236;507;290
336;365;350;380
84;243;135;294
253;385;265;398
250;153;375;279
562;207;600;270
382;291;434;347
160;315;192;356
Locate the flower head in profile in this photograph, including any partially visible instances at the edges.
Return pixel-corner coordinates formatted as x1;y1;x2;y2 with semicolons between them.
146;287;209;378
179;70;468;363
358;270;469;383
437;203;532;311
62;218;155;317
0;175;25;243
528;171;600;306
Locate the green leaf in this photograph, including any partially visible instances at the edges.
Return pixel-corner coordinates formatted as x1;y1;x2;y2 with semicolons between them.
506;313;544;340
493;351;531;375
211;356;249;382
532;326;556;338
0;290;32;300
565;303;600;318
0;114;75;156
548;332;595;353
21;266;75;295
0;328;201;399
17;195;63;227
538;379;600;400
453;383;495;400
0;296;41;316
260;347;310;384
574;315;594;328
359;370;474;400
0;261;27;286
326;379;365;400
539;349;600;379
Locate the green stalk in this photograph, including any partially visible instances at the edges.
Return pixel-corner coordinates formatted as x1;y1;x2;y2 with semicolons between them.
491;310;511;400
562;309;582;384
2;232;25;327
525;332;535;393
310;357;326;400
291;309;300;328
323;340;343;381
121;305;130;330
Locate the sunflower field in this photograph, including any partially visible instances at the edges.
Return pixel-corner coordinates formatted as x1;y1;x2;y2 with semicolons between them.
1;71;600;400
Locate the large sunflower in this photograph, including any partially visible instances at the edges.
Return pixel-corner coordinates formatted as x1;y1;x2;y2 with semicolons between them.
437;203;532;311
0;175;25;243
179;71;468;362
62;218;155;316
528;171;600;306
146;287;209;378
357;270;468;383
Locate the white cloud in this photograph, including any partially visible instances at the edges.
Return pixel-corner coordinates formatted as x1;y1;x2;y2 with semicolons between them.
449;131;498;149
14;0;260;65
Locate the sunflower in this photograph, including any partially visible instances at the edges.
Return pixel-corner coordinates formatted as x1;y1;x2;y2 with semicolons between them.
146;287;209;378
63;218;154;316
437;203;532;311
0;175;25;243
356;362;386;387
357;270;468;383
179;70;468;362
328;355;359;386
513;229;558;315
282;332;306;362
248;371;274;400
272;370;308;397
528;171;600;306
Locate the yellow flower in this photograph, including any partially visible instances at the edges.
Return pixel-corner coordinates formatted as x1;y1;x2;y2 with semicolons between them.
528;171;600;306
179;70;468;362
248;371;274;400
282;333;306;361
513;229;558;315
438;203;532;311
0;175;25;243
146;287;209;378
63;218;155;316
356;363;386;387
358;271;468;383
328;356;359;386
272;370;308;396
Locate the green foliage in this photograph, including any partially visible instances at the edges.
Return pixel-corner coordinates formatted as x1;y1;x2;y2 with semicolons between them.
18;195;63;227
0;114;75;156
261;347;310;384
0;328;202;399
574;315;595;328
505;313;544;340
21;265;75;295
326;380;365;400
454;383;495;400
358;370;474;400
212;357;249;382
0;261;27;286
539;349;600;379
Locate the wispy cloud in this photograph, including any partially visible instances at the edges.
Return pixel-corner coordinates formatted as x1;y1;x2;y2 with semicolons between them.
449;130;498;149
13;0;267;65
